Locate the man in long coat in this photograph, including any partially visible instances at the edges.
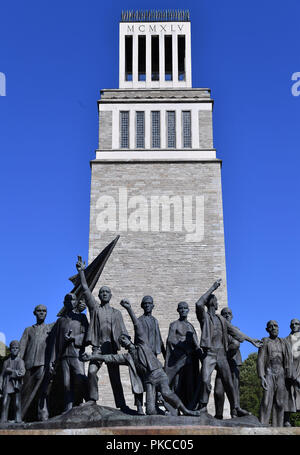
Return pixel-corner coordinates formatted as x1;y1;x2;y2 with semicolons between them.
76;258;128;411
19;305;55;421
283;318;300;426
195;279;262;417
165;301;200;410
213;307;243;419
51;293;88;413
134;295;165;414
257;320;288;427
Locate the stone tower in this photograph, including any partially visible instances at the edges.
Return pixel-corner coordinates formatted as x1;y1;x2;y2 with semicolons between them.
88;10;228;413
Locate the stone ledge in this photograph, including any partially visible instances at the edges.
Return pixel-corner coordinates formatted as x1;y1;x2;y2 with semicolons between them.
0;404;264;434
0;425;299;436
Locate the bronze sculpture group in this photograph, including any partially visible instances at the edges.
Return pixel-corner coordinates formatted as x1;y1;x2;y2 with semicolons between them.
1;243;299;428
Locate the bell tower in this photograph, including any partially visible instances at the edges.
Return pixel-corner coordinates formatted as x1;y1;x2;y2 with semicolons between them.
119;10;192;89
88;10;228;414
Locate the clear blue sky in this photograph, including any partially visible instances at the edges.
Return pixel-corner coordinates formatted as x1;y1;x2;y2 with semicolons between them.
0;0;299;361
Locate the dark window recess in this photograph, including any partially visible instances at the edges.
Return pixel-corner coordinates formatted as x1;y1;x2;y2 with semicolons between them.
182;111;192;148
152;111;161;148
136;111;145;148
138;35;146;81
164;35;172;81
151;35;159;81
167;111;176;148
178;35;186;81
120;111;129;148
125;36;133;81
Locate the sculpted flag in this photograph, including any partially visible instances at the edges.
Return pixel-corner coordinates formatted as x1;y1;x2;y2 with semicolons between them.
57;235;120;317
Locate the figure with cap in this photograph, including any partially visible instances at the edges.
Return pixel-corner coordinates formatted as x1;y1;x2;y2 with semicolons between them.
0;340;25;423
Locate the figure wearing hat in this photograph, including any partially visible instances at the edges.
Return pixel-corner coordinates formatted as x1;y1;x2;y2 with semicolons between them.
0;340;25;423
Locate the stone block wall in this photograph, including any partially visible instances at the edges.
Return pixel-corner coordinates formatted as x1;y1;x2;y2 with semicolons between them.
98;111;112;149
87;160;228;415
199;110;213;149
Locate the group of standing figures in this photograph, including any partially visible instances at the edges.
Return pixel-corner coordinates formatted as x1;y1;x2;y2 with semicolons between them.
1;258;300;427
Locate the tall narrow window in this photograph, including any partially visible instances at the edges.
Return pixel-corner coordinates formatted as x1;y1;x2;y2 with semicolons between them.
151;111;161;148
167;111;176;148
120;111;129;148
125;36;133;81
178;35;186;81
136;111;145;148
164;35;172;81
182;111;192;148
138;35;146;81
151;35;159;81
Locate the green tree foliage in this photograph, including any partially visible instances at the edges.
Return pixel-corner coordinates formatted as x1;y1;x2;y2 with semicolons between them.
239;352;262;417
0;342;10;373
290;412;300;427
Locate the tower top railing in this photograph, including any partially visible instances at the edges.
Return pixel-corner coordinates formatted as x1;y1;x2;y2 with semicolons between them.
120;9;190;22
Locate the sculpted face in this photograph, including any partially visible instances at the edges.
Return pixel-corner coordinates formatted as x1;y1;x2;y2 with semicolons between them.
266;320;279;338
290;319;300;334
64;294;77;311
177;302;189;318
34;305;47;323
10;341;20;357
141;297;154;315
99;286;112;304
206;295;218;311
119;334;132;349
221;307;233;322
77;299;86;313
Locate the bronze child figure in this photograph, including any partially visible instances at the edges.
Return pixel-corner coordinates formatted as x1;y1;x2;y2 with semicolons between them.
0;340;25;423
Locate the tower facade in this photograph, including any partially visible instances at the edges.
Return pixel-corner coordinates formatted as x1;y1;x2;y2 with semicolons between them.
88;10;228;412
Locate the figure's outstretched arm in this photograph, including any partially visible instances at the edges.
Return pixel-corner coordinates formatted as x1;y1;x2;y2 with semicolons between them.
82;352;127;365
226;322;263;349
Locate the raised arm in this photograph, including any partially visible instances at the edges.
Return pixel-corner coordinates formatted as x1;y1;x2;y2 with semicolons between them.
195;280;222;324
76;257;89;292
120;299;138;325
120;299;145;343
76;257;96;311
195;279;222;309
